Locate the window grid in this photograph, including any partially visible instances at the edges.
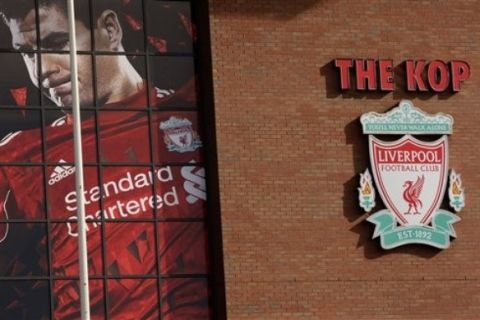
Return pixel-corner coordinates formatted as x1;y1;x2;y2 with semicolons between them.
34;0;55;316
141;0;165;314
0;1;212;319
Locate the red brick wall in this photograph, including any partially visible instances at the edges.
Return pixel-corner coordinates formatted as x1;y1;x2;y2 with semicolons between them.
207;1;480;318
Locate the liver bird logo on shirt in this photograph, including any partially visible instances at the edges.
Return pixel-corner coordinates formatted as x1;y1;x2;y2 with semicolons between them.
403;175;425;215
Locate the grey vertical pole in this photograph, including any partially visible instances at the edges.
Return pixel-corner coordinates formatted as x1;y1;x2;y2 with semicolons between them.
66;0;91;319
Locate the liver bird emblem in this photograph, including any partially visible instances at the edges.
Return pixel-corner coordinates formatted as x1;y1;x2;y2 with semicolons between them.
403;175;425;215
179;134;188;146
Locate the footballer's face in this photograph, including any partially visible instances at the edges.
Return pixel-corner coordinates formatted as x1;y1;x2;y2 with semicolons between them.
8;4;120;107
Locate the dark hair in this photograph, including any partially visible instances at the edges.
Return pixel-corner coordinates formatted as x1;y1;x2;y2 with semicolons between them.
0;0;122;29
0;0;46;21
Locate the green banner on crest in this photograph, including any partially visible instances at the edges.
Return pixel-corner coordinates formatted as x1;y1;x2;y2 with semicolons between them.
367;209;460;249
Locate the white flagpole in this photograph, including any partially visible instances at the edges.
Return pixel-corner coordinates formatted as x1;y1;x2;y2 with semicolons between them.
66;0;91;319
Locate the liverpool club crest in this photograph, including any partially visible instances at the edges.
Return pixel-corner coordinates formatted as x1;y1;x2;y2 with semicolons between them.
359;100;464;249
160;117;202;153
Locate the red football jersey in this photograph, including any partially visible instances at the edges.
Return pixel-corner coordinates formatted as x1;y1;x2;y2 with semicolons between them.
0;86;211;319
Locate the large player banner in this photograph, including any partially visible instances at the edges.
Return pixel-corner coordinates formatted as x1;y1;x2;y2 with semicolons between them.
0;1;212;319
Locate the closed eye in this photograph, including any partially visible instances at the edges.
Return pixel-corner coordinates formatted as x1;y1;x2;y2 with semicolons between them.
41;32;69;50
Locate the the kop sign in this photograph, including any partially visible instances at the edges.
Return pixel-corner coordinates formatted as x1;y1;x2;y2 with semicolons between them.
334;59;470;92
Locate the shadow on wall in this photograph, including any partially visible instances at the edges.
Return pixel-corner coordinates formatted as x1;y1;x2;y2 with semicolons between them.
320;60;390;100
342;111;441;260
209;0;323;19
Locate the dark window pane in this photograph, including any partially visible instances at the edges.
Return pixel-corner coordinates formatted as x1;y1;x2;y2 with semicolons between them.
107;278;158;319
4;84;40;108
147;1;194;54
159;222;209;275
149;56;197;107
0;223;48;276
0;0;37;50
0;53;40;107
161;278;211;320
47;166;100;220
0;166;46;220
98;111;151;164
0;109;43;163
155;165;207;218
93;0;145;52
0;109;42;133
44;108;65;126
0;280;50;320
39;1;91;51
153;111;204;164
51;222;103;276
105;222;156;276
41;54;94;108
101;166;155;220
95;55;146;108
53;279;104;320
45;110;97;164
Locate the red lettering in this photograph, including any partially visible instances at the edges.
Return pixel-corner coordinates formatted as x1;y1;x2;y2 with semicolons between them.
427;60;449;92
334;58;470;92
378;60;394;91
334;59;353;90
406;60;427;91
450;60;470;92
355;59;376;90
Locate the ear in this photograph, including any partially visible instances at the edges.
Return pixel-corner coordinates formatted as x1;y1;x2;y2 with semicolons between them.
96;10;123;50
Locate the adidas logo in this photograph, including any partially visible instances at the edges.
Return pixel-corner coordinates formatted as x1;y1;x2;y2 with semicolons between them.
49;160;75;186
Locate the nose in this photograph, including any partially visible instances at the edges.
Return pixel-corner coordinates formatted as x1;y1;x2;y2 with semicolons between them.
40;54;62;88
